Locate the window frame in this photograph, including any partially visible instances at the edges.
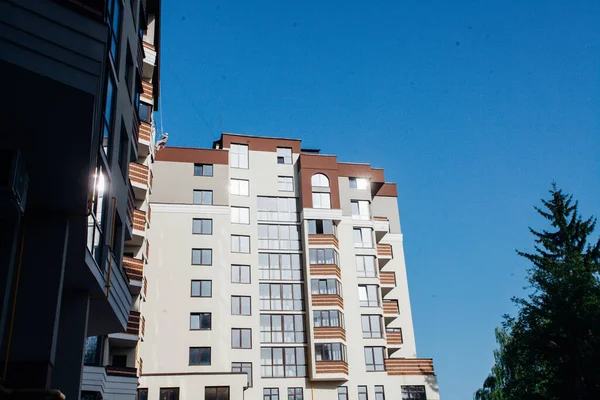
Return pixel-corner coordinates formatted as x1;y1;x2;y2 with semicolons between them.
231;295;251;315
190;312;211;330
192;218;213;235
260;347;307;378
311;173;330;188
260;314;306;344
264;388;280;400
190;280;212;298
349;177;370;189
159;388;179;400
231;362;253;387
315;343;348;362
276;147;293;164
361;315;383;338
194;164;214;177
258;224;301;250
309;248;339;265
231;264;251;284
231;235;251;253
258;253;303;281
191;248;212;266
288;388;303;400
358;386;368;400
351;200;371;220
353;227;374;248
313;310;345;328
259;283;304;311
193;190;213;205
358;285;380;307
231;328;252;349
375;386;385;400
257;197;299;222
312;192;331;209
364;346;386;371
307;219;335;235
337;387;348;400
205;387;230;400
231;206;251;224
230;143;249;169
278;176;294;192
230;178;249;196
137;388;148;400
356;255;377;277
311;279;343;296
401;386;426;400
138;102;152;123
189;347;211;365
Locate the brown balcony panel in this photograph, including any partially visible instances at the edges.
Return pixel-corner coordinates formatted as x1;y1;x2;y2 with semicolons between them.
129;162;149;186
139;121;152;142
147;204;152;224
123;256;143;281
141;316;146;337
308;234;339;248
373;216;389;221
315;360;349;375
380;272;396;286
377;244;393;258
133;209;147;232
143;276;148;297
383;300;399;315
386;330;403;345
310;264;341;278
312;294;343;308
141;80;153;102
127;310;141;335
314;327;346;341
126;184;135;228
385;358;434;376
106;366;138;378
145;239;150;260
143;41;156;51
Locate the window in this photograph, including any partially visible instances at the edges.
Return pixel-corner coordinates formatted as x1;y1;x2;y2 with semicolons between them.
102;74;115;157
194;164;213;176
307;220;335;235
260;314;305;343
364;347;386;371
231;207;250;224
231;362;252;387
258;225;301;250
277;147;293;164
107;0;122;65
124;48;134;98
278;176;294;192
354;228;374;248
137;389;148;400
315;343;347;361
311;279;342;296
192;249;212;265
356;256;377;277
375;386;385;400
159;388;179;400
358;285;380;307
230;144;249;168
189;347;211;365
231;235;250;253
231;328;252;349
312;192;331;209
232;296;251;315
190;313;211;330
314;310;344;328
205;387;230;400
264;388;279;400
361;315;383;338
311;173;329;187
401;386;426;400
309;248;339;265
261;347;307;377
259;283;304;311
192;219;212;234
191;280;212;297
259;253;302;280
231;179;249;196
349;177;370;189
257;197;298;222
193;190;213;205
288;388;303;400
87;165;107;264
231;265;251;283
358;387;368;400
117;126;129;178
351;200;371;220
139;102;152;123
338;387;348;400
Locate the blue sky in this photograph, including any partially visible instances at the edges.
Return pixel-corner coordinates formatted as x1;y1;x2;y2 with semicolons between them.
157;1;600;398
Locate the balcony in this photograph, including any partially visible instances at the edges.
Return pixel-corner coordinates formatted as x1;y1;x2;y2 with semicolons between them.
128;209;147;247
106;365;138;378
373;216;390;240
312;294;344;308
315;360;349;375
138;121;154;157
377;244;393;259
125;310;142;337
143;276;148;299
314;327;346;341
141;80;153;103
123;256;143;293
385;358;435;376
126;184;135;233
386;328;403;346
383;300;399;316
380;271;396;287
308;234;339;248
310;264;341;278
82;365;138;398
129;162;151;199
142;41;157;79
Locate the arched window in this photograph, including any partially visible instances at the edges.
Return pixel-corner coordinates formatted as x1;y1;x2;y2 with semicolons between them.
311;173;330;188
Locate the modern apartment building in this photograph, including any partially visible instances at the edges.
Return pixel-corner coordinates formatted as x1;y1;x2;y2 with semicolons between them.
138;134;440;400
0;1;160;399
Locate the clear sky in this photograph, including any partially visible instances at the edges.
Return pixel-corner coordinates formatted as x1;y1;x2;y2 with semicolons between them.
157;1;600;398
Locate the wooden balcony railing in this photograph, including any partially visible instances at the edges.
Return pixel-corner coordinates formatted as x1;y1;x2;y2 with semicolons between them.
377;244;393;258
145;239;150;260
106;366;137;378
143;276;148;297
138;358;143;376
147;204;152;225
141;316;146;337
315;360;349;375
314;327;346;341
310;264;341;278
308;234;339;248
386;328;403;345
383;300;399;315
126;183;135;229
312;294;344;308
123;256;143;281
373;216;389;221
143;41;155;51
133;209;146;233
129;162;150;187
141;80;153;102
385;358;434;376
380;271;396;286
139;121;152;142
126;310;141;336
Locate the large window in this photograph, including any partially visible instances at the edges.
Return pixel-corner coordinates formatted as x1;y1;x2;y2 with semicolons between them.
351;200;371;220
288;388;303;400
314;310;344;328
107;0;122;64
189;347;211;365
311;173;329;188
192;219;212;235
194;164;213;176
87;165;107;264
401;386;426;400
231;362;252;387
102;75;115;157
231;207;250;224
358;387;368;400
307;219;335;235
261;347;307;377
311;279;342;296
193;190;213;205
364;347;386;371
349;177;370;189
191;280;212;297
278;176;294;192
358;285;380;307
260;314;305;343
375;386;385;400
258;225;301;250
231;328;252;349
159;388;179;400
257;197;298;222
356;256;377;277
338;387;348;400
138;389;148;400
361;315;383;338
139;102;152;123
230;178;249;196
312;192;331;209
264;389;279;400
190;313;211;330
259;253;302;281
277;147;293;164
315;343;347;361
230;144;249;168
231;265;251;283
192;249;212;265
353;228;374;248
231;296;251;315
231;235;250;253
205;387;230;400
259;283;304;311
309;248;339;265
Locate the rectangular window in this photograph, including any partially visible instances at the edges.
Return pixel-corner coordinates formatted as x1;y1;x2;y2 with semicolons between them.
231;207;250;224
102;74;115;157
288;388;303;400
307;219;335;235
137;389;148;400
278;176;294;192
351;200;371;220
232;296;251;315
258;225;301;250
260;314;305;343
192;219;212;235
191;280;212;297
194;164;213;176
107;0;121;65
358;387;368;400
356;256;377;277
315;343;347;361
312;192;331;209
313;310;344;328
230;144;249;169
230;179;249;196
361;315;383;338
205;387;230;400
159;388;179;400
311;279;342;296
261;347;307;377
264;388;279;400
375;386;385;400
364;347;386;371
193;190;213;205
189;347;211;365
259;283;304;311
277;147;293;164
309;248;339;265
257;197;298;222
358;285;380;307
118;127;129;178
258;253;302;280
231;328;252;349
190;313;211;330
231;362;252;387
338;387;348;400
401;386;426;400
231;235;250;253
353;228;374;248
139;102;152;123
231;265;251;283
192;249;212;265
349;177;370;189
